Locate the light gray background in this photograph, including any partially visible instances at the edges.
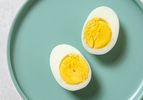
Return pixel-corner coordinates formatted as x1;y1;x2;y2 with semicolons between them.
0;0;26;100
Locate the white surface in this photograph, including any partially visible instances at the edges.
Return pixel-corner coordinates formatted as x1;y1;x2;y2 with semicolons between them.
140;0;143;4
0;0;26;100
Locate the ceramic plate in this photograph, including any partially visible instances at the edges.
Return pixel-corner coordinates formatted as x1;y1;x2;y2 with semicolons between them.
7;0;143;100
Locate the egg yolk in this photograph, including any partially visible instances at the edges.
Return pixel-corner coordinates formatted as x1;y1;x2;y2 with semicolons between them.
59;53;89;85
84;17;112;48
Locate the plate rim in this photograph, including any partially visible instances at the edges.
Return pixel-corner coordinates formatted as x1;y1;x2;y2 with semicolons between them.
7;0;32;100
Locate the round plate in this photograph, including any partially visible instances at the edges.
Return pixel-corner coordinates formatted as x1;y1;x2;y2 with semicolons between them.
7;0;143;100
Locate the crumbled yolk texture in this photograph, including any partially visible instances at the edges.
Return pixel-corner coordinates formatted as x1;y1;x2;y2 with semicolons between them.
59;53;89;85
84;17;112;48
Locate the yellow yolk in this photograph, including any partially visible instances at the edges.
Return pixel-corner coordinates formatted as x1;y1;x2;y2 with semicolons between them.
84;17;112;48
59;53;89;85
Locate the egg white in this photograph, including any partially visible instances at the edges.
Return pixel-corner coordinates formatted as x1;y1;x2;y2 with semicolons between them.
81;6;120;55
50;44;91;91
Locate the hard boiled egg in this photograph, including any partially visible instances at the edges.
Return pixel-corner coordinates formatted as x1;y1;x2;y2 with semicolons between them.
50;44;91;91
81;6;119;55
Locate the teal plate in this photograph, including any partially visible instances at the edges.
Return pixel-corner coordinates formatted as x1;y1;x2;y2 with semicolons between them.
7;0;143;100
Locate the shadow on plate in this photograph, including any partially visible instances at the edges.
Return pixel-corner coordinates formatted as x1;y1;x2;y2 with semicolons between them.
68;24;127;100
91;24;127;66
70;72;101;100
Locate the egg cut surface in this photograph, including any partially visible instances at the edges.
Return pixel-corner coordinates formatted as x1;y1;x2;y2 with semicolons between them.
81;6;119;55
50;44;91;91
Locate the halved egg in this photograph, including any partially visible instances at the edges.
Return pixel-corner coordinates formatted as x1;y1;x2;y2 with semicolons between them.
50;44;91;91
81;6;119;55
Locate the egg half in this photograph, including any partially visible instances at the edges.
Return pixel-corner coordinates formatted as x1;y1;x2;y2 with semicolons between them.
50;44;91;91
81;6;119;55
